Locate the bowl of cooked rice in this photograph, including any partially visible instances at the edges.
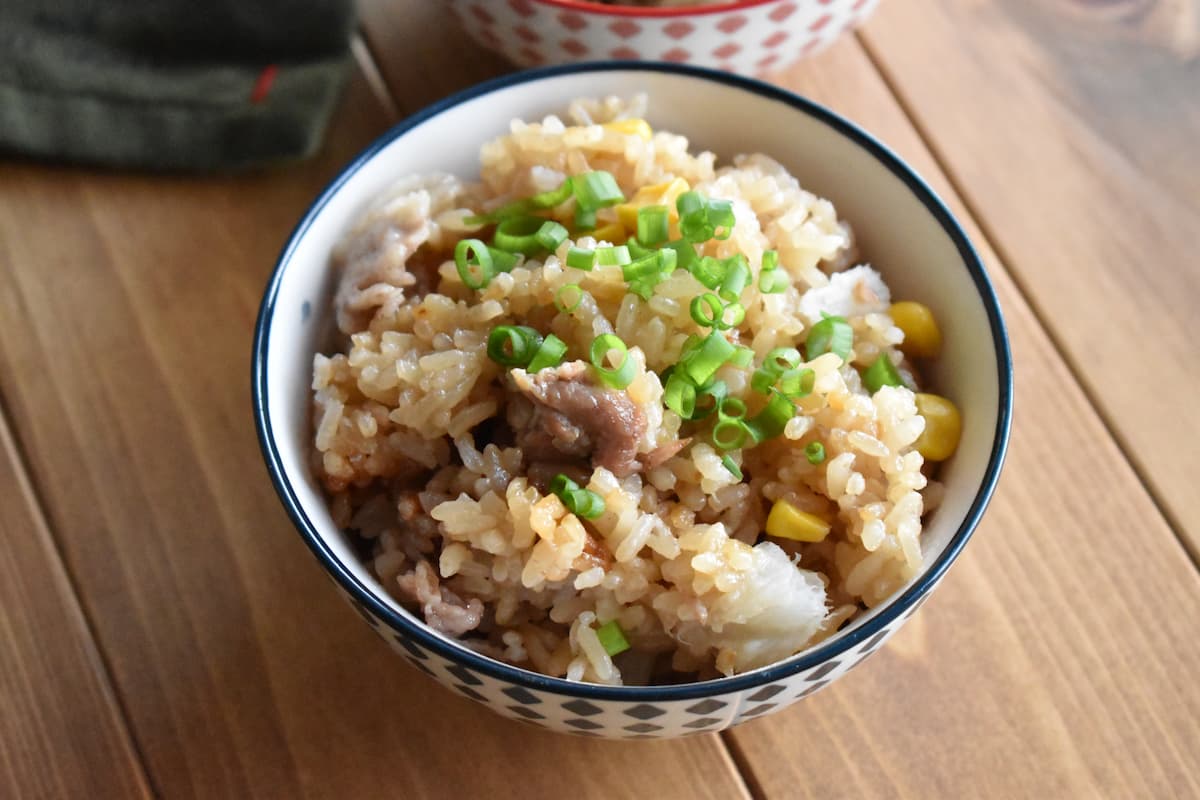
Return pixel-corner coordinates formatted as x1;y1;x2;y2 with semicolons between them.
447;0;881;76
253;63;1011;738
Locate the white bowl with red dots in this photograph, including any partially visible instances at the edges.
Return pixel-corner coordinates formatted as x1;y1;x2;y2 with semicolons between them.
447;0;881;76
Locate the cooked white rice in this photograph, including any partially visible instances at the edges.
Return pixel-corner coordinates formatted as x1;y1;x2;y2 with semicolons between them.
311;96;942;685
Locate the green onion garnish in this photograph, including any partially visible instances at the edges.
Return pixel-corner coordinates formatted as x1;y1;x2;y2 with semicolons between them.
748;390;795;441
778;367;815;398
718;396;748;421
716;302;745;330
487;325;542;367
528;178;575;209
589;333;636;389
454;239;495;289
712;419;754;450
488;247;520;274
623;253;662;283
863;352;904;393
676;191;704;219
536;220;569;251
688;256;725;291
730;346;755;369
751;366;777;394
719;255;750;302
762;250;779;272
573;171;625;211
681;331;735;386
806;314;854;361
721;454;743;480
692;380;727;420
690;293;723;328
759;269;789;294
595;620;630;656
664;372;697;418
663;238;697;272
767;347;802;372
555;284;583;313
707;199;735;240
526;333;567;373
567;246;596;271
574;207;597;231
494;216;565;255
550;474;607;520
637;205;670;246
805;441;826;465
596;245;631;267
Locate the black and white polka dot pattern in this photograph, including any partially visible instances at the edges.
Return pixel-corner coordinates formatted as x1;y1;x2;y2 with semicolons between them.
335;584;925;738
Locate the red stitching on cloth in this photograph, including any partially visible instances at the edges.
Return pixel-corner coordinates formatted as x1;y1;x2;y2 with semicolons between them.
250;64;279;104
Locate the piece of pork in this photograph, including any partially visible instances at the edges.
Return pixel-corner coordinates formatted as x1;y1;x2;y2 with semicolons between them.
395;560;483;637
508;361;645;478
332;173;463;334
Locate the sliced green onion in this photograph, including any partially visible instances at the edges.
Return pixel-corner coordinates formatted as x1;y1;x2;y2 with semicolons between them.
596;245;631;266
454;239;495;289
716;302;745;330
637;205;670;246
656;245;678;274
664;372;697;418
692;380;727;420
806;314;854;361
488;247;520;274
759;268;789;294
528;178;575;209
595;620;630;656
663;238;697;272
718;397;748;421
549;473;576;496
567;246;596;271
762;250;779;272
574;207;597;231
751;366;778;395
487;325;542;367
721;454;743;480
573;171;625;210
690;256;726;291
707;199;735;240
712;418;754;450
555;284;584;313
863;352;904;393
680;211;715;244
589;333;636;389
748;390;795;441
550;474;606;520
690;293;723;328
730;346;755;369
536;220;569;251
766;347;802;372
779;368;815;398
676;191;704;219
493;216;546;255
526;334;568;373
681;331;735;386
805;441;826;465
719;255;750;302
623;253;662;283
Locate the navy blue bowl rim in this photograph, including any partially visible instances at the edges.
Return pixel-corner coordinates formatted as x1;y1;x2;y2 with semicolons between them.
252;60;1014;702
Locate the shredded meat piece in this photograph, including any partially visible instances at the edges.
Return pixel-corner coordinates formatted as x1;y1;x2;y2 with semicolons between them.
508;362;646;478
331;173;461;334
395;561;483;636
642;437;692;469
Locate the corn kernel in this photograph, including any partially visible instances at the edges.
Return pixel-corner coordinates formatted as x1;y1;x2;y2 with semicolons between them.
913;393;961;461
589;221;627;244
603;118;653;140
889;301;942;359
615;177;691;233
766;500;831;543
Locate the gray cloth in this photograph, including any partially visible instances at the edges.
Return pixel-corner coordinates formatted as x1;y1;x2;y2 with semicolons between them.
0;1;355;170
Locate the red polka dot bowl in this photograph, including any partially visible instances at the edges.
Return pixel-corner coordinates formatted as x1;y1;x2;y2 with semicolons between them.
447;0;881;76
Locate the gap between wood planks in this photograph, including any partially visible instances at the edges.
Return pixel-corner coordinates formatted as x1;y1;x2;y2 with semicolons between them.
854;30;1200;573
0;390;159;796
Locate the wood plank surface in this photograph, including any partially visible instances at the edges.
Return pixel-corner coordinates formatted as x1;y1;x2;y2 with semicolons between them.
0;408;151;798
857;0;1200;558
0;65;749;798
355;8;1200;798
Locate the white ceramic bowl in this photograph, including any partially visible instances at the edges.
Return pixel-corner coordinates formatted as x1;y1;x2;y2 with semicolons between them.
253;63;1012;739
447;0;882;76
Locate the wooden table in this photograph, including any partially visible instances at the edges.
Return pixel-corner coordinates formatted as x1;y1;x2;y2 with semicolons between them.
3;2;1199;797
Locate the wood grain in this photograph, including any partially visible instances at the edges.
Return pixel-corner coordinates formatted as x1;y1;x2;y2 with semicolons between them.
0;407;151;797
857;0;1200;558
353;10;1200;797
0;67;749;798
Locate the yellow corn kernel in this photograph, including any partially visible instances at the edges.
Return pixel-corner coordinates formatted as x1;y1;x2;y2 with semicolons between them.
589;221;627;245
913;393;962;461
603;118;653;140
766;500;831;543
889;301;942;359
615;177;691;233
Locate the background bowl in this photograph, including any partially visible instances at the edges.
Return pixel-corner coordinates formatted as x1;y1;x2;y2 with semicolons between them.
253;63;1011;739
446;0;882;76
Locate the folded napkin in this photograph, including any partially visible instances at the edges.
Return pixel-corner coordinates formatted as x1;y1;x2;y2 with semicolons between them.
0;0;355;170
